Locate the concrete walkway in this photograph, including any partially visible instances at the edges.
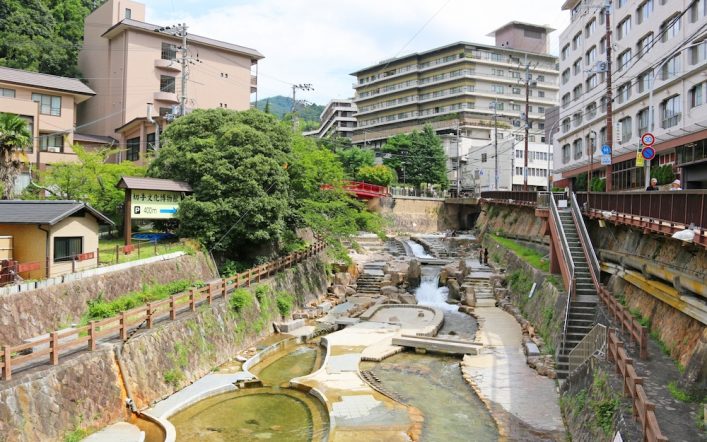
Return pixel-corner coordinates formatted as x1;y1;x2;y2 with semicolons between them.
461;304;565;441
83;422;144;442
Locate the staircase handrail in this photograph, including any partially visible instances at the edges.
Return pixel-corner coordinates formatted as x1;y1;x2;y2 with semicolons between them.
570;192;600;284
567;323;607;374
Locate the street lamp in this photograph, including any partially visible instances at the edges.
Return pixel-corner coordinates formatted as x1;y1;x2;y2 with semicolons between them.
646;40;705;186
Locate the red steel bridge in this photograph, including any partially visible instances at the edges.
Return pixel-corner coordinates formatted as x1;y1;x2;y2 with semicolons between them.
321;180;389;200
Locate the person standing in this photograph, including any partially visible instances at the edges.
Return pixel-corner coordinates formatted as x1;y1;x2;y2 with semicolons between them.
484;248;489;265
646;178;659;191
670;179;682;191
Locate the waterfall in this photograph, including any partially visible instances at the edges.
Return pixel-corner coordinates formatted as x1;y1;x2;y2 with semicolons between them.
415;268;456;311
406;240;433;259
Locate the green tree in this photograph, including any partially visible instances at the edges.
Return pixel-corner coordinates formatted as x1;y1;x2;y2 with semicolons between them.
356;164;396;187
32;144;145;219
336;146;375;179
148;109;292;256
0;113;31;199
263;99;270;114
382;125;447;188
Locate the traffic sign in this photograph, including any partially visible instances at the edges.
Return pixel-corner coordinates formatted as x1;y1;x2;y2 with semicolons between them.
601;154;611;165
642;146;656;160
601;144;611;155
636;151;644;167
641;132;655;147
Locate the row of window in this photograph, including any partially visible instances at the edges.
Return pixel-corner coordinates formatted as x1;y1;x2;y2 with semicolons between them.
514;167;548;177
125;133;157;161
515;150;553;161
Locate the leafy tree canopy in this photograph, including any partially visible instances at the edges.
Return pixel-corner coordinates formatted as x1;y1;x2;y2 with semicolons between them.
382;125;448;189
27;144;145;218
356;165;396;187
0;112;31;199
336;146;375;179
148;109;292;255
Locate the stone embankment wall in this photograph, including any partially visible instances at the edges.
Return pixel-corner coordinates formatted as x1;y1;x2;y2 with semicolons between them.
0;253;215;346
371;197;458;233
0;256;329;442
476;204;545;239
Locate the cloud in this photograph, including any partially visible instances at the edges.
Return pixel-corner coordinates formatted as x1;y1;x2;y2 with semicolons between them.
148;0;570;104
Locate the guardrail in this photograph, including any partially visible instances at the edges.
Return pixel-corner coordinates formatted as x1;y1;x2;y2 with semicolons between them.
570;192;600;281
0;241;326;381
607;329;668;441
480;191;539;205
549;192;576;361
598;284;649;360
568;323;606;374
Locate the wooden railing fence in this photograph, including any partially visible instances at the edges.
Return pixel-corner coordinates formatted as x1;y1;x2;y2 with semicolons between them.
607;329;668;442
598;285;649;360
0;241;326;381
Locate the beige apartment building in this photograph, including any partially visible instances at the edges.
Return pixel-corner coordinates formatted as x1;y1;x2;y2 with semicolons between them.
77;0;263;163
0;66;95;191
303;99;358;139
555;0;707;190
350;22;559;191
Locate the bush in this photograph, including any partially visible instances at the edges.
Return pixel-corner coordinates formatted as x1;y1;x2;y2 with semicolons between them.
220;259;250;277
651;164;675;185
254;284;271;303
229;288;254;313
275;291;295;317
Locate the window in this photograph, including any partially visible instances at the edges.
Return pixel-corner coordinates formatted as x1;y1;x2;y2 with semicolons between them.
31;93;61;116
617;49;632;71
54;237;82;262
159;107;171;117
586;74;598;91
561;44;570;61
617;0;626;7
600;37;606;54
619;116;632;143
691;40;707;65
492;68;505;77
661;95;681;128
562;93;571;107
599;126;607;144
562;118;571;132
637;33;654;56
587;102;597;118
573;139;583;160
538;90;545;98
512;87;522;94
600;96;608;113
585;46;597;66
586;134;597;155
160;75;176;93
39;133;63;152
125;8;132;19
561;69;570;84
161;43;177;60
585;18;596;38
617;82;631;104
511;103;521;111
617;17;631;40
660;15;680;43
661;55;679;80
572;32;582;50
691;0;703;22
492;84;505;94
126;136;140;161
0;88;15;98
481;153;487;162
573;112;582;127
537;75;545;82
637;107;650;134
573;59;582;75
690;83;704;108
146;132;157;152
562;144;571;164
637;69;652;93
573;84;582;101
637;0;653;24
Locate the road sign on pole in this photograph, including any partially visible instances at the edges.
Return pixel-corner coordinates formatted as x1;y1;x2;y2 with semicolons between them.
642;145;656;160
601;154;611;165
601;144;611;155
640;132;655;147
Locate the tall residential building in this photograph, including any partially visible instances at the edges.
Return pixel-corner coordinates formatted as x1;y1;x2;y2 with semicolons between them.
77;0;263;163
0;66;95;191
303;99;358;138
349;22;559;191
554;0;707;190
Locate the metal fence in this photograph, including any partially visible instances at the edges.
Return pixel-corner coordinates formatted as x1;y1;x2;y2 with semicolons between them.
568;323;606;374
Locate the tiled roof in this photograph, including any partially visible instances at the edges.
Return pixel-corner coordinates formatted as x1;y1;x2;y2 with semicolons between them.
0;201;113;225
116;176;192;192
73;133;118;145
0;67;95;96
102;19;264;60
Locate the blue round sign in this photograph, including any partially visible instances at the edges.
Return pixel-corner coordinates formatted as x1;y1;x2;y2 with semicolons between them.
601;144;611;155
642;146;656;160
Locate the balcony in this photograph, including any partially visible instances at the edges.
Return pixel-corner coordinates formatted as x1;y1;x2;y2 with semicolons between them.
153;91;179;103
251;75;257;93
154;58;181;72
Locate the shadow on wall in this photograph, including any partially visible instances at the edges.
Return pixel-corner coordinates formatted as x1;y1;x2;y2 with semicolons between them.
371;197;460;233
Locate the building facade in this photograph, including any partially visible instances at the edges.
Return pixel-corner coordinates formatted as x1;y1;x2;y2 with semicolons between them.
77;0;263;163
303;99;357;139
0;66;95;191
555;0;707;190
349;22;559;190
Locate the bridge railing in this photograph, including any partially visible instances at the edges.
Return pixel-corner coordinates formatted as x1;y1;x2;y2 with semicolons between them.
576;191;707;228
480;191;538;205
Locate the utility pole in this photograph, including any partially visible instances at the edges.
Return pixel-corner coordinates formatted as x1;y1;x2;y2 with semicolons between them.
521;56;536;191
493;101;498;190
603;1;614;191
456;120;461;196
291;83;314;131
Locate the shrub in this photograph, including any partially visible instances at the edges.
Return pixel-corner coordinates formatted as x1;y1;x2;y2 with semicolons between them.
276;291;295;317
254;285;271;303
229;288;254;313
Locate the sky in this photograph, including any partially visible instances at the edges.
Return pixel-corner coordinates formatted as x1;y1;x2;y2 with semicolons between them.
146;0;571;104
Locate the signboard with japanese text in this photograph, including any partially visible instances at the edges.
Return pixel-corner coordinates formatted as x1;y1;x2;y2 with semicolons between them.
131;190;184;219
636;151;644;167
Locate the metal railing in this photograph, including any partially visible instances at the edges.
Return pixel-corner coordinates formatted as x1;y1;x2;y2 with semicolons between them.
568;323;606;374
549;192;576;360
480;191;539;205
570;192;600;282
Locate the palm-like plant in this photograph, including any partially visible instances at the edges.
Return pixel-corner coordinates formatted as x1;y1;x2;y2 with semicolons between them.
0;113;32;199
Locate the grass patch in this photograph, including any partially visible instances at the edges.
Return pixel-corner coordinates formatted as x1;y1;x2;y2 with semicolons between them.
98;238;192;266
490;235;549;272
629;307;650;328
546;275;563;289
276;291;295;317
590;371;621;436
667;381;700;403
83;279;199;322
163;369;184;386
229;288;254;313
